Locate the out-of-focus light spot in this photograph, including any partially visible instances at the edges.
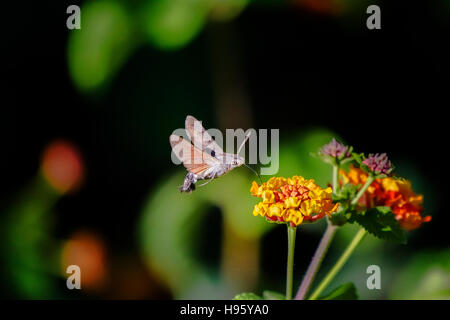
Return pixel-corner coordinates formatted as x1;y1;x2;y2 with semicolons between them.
61;230;107;291
105;260;172;299
41;140;84;194
291;0;344;15
291;0;376;17
141;0;209;50
209;0;249;22
67;0;134;93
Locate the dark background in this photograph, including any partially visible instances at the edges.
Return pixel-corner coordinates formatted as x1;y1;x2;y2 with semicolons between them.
1;0;449;299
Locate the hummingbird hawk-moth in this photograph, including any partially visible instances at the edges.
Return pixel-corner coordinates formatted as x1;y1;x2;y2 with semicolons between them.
170;115;253;192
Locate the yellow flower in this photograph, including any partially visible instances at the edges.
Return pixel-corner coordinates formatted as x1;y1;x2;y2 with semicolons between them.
262;190;275;203
250;175;339;226
253;202;268;217
285;209;303;225
250;181;260;196
287;176;305;185
299;200;313;216
285;197;301;208
267;177;288;190
268;203;285;217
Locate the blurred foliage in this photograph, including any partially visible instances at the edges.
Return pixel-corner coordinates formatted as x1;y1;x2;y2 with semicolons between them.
68;0;136;93
278;128;340;186
140;0;209;50
0;176;61;299
233;292;262;300
389;250;450;300
67;0;250;93
318;282;358;300
67;0;376;94
138;128;338;298
138;170;269;299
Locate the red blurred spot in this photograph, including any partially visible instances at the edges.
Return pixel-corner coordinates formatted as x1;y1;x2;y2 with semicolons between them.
291;0;343;15
41;140;84;194
62;230;107;291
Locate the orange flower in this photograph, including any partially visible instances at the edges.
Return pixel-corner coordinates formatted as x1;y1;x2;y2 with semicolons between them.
340;165;431;230
250;176;339;227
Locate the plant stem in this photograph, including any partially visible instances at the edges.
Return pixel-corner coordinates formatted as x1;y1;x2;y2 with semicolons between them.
351;175;374;206
308;228;367;300
307;176;373;300
332;164;339;194
294;163;341;299
286;225;297;300
295;222;337;300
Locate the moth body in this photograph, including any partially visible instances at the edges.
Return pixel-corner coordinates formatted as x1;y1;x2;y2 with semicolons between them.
179;172;197;192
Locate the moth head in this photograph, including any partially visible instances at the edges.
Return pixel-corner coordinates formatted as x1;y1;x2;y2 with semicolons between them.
231;155;244;168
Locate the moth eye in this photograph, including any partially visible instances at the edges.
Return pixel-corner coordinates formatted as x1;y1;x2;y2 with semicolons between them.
210;150;215;157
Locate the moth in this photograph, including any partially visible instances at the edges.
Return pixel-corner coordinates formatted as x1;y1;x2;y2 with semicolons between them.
169;115;254;192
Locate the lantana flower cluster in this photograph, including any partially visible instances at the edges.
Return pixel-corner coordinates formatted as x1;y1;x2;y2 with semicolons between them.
321;138;351;158
250;176;339;226
362;153;393;176
340;165;431;230
318;138;352;164
237;137;433;301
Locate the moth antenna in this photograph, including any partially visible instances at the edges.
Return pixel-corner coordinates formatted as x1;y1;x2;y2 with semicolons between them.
237;131;251;155
244;163;263;184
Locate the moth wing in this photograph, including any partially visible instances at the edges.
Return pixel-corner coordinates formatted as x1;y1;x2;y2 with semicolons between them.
186;163;211;175
170;135;219;175
185;115;224;156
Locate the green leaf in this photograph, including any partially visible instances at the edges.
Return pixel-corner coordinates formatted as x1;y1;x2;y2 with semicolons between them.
360;163;372;175
349;206;407;244
332;183;359;203
318;283;358;300
337;145;353;162
330;211;350;226
374;164;395;178
351;152;364;165
263;290;286;300
233;292;263;300
330;183;359;226
340;157;354;165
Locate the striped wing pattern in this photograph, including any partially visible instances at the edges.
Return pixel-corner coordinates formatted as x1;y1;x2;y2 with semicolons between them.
169;134;219;175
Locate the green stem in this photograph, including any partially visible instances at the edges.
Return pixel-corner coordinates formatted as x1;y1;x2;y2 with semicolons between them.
351;175;374;206
332;164;339;195
307;176;374;300
308;228;367;300
286;225;297;300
